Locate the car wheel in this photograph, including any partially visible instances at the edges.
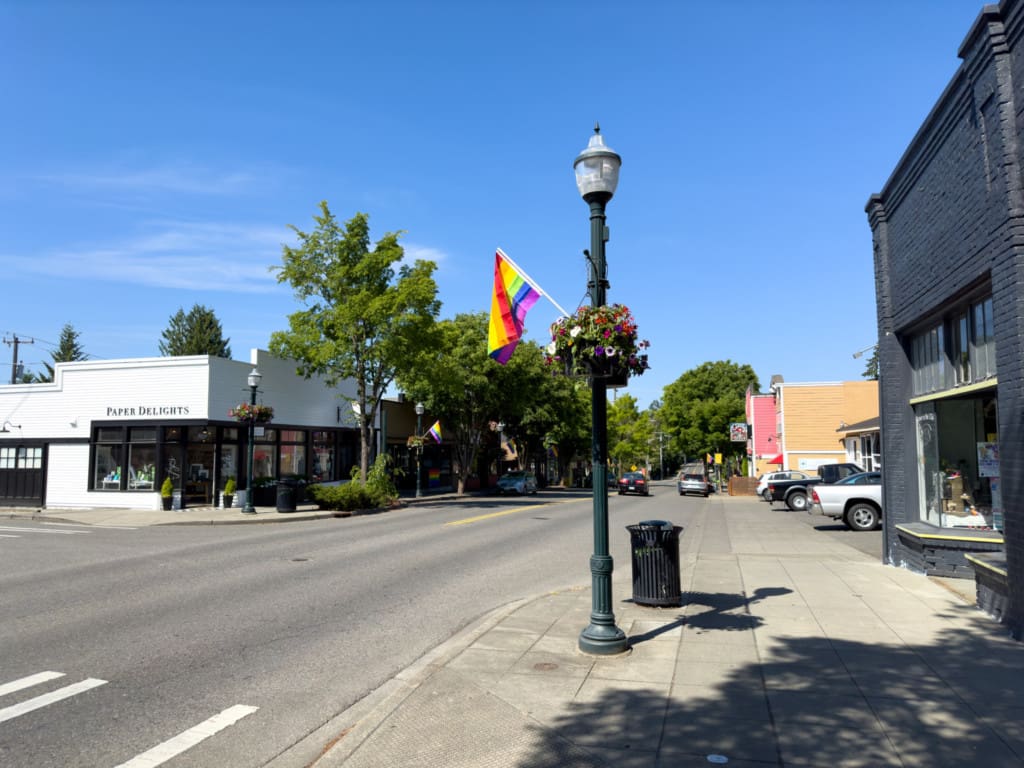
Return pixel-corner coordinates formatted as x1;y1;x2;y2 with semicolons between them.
702;492;708;498
845;503;880;532
761;489;772;502
788;492;809;512
678;490;684;496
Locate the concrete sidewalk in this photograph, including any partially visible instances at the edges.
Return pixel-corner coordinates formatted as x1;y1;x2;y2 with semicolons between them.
296;495;1022;768
0;490;469;527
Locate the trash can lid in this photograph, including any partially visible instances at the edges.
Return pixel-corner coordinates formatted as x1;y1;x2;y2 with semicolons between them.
638;519;672;530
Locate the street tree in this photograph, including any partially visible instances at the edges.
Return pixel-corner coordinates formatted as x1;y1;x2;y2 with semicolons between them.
607;393;654;476
270;203;440;484
39;323;87;382
661;360;759;463
398;312;552;494
159;305;231;357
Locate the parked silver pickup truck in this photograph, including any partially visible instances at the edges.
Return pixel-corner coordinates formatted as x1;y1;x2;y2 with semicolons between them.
808;471;882;531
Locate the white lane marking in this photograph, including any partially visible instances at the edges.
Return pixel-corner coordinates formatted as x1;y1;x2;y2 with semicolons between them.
0;534;18;538
0;525;88;535
0;678;107;723
0;671;65;697
113;704;259;767
41;522;138;530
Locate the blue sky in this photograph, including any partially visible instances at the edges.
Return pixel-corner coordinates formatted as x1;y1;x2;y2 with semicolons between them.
1;1;983;408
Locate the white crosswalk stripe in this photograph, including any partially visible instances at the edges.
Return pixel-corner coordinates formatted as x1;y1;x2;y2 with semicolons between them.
1;672;256;765
113;704;259;768
0;671;65;697
0;525;89;535
0;677;108;723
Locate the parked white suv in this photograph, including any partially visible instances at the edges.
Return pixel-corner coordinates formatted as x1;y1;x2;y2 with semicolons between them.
756;470;811;501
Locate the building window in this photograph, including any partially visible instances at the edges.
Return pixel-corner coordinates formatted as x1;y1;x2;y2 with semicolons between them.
94;427;124;490
909;295;995;396
279;430;307;477
1;446;42;469
312;431;334;482
127;427;156;490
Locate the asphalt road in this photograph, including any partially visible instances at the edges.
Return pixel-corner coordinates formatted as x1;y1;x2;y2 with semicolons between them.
0;485;701;768
1;487;884;766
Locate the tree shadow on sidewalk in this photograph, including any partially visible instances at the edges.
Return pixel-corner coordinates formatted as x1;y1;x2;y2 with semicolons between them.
517;608;1023;767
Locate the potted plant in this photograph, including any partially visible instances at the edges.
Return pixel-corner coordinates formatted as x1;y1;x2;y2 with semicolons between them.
160;477;174;511
545;303;650;385
230;403;274;423
222;477;236;508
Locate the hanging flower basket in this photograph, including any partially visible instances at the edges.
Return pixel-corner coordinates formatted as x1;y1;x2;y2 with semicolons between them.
230;403;274;423
545;304;650;383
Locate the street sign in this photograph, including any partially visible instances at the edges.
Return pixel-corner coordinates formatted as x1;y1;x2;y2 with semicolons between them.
729;422;749;442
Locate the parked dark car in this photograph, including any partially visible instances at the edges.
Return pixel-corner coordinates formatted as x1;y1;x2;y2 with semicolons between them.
617;471;650;496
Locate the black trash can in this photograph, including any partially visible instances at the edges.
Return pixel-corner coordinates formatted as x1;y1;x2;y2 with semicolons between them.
626;520;683;606
276;477;297;513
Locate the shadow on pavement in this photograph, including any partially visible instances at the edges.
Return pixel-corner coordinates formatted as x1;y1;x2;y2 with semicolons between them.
519;615;1024;767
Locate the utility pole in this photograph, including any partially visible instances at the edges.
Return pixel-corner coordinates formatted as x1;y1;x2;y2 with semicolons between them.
3;334;33;384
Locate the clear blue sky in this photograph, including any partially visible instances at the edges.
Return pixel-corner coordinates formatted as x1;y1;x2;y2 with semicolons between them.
1;1;983;408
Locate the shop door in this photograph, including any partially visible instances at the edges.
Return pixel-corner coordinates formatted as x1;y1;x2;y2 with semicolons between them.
915;403;942;526
185;444;215;507
0;445;45;507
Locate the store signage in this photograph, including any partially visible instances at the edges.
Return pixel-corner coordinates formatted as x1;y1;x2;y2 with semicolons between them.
105;405;191;417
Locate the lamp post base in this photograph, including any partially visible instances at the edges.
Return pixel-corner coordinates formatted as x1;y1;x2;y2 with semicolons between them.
578;624;629;655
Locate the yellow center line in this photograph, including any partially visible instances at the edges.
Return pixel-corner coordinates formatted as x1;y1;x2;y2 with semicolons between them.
444;498;587;526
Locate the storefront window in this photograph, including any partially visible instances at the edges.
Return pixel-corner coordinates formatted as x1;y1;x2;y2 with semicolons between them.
127;427;156;490
95;449;123;490
253;428;276;480
312;432;334;482
915;393;999;530
279;430;306;477
219;445;238;491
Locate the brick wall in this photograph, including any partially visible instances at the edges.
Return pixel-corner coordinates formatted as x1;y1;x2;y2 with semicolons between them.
867;0;1024;638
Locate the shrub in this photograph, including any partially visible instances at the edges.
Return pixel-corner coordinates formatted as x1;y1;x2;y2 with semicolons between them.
307;456;400;512
160;477;174;498
223;477;236;495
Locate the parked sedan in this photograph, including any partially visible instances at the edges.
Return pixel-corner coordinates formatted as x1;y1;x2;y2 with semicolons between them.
677;472;709;498
617;471;650;496
496;471;538;495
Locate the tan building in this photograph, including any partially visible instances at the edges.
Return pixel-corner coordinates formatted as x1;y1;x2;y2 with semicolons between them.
767;376;879;475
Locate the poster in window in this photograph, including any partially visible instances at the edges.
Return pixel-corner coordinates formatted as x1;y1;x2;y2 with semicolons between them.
977;442;999;478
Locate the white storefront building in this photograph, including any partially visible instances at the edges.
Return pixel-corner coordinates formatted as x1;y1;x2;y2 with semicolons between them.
0;350;365;510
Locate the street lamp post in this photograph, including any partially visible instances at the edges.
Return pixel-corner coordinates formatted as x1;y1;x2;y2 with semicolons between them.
575;124;628;656
242;367;262;514
415;402;425;498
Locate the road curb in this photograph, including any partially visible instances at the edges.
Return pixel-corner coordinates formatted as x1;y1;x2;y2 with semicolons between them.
266;595;533;768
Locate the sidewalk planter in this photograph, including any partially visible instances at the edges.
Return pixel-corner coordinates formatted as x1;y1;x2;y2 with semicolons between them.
626;520;683;607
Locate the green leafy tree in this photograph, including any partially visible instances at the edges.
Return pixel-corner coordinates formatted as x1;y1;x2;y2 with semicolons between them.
159;305;231;357
270;203;440;484
607;393;654;476
39;323;87;382
661;360;759;463
398;313;551;494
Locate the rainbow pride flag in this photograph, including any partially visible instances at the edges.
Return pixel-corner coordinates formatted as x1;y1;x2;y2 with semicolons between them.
488;249;541;364
428;420;442;443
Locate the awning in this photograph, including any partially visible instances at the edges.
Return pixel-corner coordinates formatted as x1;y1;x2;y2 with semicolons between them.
767;453;783;465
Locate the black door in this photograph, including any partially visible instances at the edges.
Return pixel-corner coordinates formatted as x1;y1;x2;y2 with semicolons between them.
0;444;46;507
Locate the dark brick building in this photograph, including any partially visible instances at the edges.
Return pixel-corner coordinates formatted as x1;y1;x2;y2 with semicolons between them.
867;0;1022;638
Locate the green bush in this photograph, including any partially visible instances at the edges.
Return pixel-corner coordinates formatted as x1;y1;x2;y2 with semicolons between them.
307;455;399;512
160;477;174;498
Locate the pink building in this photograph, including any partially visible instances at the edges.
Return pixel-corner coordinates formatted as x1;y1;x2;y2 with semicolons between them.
745;385;779;477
